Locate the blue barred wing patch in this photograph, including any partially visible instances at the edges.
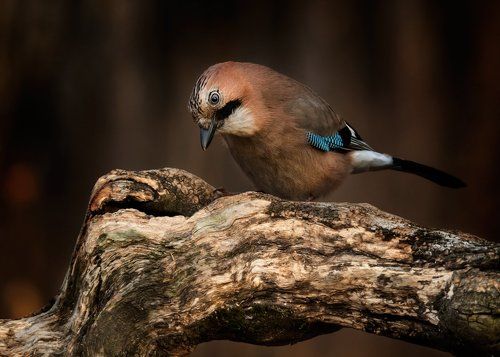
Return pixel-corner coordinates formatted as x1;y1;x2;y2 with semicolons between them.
307;132;345;152
306;132;330;151
324;133;344;149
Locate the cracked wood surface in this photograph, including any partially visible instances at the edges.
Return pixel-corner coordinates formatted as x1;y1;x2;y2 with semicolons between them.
0;168;498;356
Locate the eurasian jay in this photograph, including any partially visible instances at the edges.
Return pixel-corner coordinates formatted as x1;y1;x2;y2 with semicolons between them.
188;61;465;201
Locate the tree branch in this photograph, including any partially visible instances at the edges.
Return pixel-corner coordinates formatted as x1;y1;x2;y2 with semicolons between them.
0;168;498;356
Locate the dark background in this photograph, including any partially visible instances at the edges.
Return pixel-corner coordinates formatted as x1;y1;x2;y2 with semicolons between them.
1;1;499;356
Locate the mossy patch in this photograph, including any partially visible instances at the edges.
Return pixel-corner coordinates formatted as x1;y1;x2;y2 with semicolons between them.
97;230;147;249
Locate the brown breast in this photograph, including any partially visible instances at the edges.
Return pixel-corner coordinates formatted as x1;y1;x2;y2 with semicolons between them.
223;129;351;200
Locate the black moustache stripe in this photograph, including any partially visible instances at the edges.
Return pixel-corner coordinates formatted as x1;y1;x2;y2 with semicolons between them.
215;99;242;121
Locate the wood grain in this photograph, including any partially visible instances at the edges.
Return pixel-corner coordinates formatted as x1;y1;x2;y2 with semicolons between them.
0;168;498;356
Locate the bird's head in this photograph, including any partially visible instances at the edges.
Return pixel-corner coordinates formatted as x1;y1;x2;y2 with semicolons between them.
188;62;261;150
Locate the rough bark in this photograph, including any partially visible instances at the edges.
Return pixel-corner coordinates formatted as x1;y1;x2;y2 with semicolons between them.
0;168;498;356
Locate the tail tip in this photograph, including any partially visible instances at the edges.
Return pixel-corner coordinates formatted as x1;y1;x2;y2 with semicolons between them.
392;157;466;189
446;178;467;189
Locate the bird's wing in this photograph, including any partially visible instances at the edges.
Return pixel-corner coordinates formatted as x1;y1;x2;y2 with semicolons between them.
306;123;374;152
282;82;372;151
284;85;344;135
265;74;372;152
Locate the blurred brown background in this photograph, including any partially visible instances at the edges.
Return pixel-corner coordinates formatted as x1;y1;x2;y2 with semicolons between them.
0;1;499;356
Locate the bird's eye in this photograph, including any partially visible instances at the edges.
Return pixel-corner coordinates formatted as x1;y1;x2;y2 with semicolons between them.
208;91;220;105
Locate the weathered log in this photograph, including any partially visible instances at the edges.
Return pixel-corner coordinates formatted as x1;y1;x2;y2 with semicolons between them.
0;168;498;356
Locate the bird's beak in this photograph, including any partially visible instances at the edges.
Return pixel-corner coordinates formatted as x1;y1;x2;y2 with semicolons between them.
200;118;217;151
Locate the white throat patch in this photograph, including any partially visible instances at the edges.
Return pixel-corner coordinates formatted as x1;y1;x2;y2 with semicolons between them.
218;106;257;136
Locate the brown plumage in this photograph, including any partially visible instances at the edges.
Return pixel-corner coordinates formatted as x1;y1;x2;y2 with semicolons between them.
188;61;465;200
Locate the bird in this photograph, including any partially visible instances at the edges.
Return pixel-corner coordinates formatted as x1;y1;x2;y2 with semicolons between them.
188;61;466;201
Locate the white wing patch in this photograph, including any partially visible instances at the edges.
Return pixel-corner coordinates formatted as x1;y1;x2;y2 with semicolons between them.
350;150;393;173
218;106;257;136
346;123;357;137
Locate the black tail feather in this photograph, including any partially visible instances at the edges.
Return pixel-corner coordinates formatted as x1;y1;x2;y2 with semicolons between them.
392;157;466;188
